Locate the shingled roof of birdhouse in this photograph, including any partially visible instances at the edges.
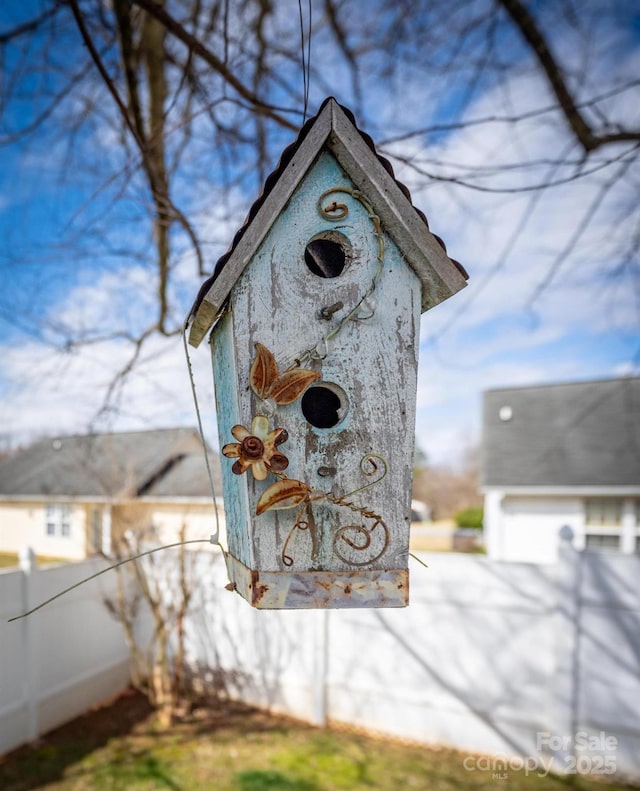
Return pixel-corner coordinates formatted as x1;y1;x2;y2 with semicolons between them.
188;97;468;347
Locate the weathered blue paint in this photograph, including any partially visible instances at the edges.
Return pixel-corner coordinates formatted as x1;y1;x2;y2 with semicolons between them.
210;310;253;566
211;150;422;607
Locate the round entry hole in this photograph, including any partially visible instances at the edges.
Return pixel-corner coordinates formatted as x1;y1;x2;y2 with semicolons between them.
304;237;348;278
301;383;347;429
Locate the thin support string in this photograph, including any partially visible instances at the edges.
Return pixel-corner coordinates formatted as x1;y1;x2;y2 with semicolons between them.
306;0;312;116
409;552;429;570
182;325;221;544
8;539;213;623
298;0;312;122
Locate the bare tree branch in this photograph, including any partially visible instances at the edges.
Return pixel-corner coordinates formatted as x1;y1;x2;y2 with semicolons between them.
526;154;638;308
69;0;205;331
324;0;362;111
1;0;638;423
380;81;640;147
0;4;62;44
386;143;639;193
498;0;640;151
130;0;299;131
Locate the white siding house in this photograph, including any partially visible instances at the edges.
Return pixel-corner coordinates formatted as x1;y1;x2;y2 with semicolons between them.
0;428;223;560
482;377;640;563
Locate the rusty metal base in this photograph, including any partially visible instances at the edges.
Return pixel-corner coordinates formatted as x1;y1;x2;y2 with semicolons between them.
223;552;409;609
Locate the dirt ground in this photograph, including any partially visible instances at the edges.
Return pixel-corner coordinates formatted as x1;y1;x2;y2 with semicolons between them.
0;690;287;790
1;689;636;791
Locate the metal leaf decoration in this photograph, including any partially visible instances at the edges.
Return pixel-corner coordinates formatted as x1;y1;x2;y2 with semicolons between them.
249;342;319;404
269;369;320;405
249;343;278;399
256;479;310;515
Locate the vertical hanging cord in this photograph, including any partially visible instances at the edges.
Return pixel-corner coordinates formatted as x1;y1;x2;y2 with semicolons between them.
7;332;224;622
298;0;312;122
182;324;221;545
306;0;312;117
298;0;307;122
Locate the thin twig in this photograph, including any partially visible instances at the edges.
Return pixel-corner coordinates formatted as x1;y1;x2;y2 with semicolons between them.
498;0;640;151
130;0;298;131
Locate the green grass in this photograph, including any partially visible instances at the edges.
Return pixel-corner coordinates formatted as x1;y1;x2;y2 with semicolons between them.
0;552;71;568
0;692;636;791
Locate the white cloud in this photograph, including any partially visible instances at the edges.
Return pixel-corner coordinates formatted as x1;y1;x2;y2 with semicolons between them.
394;66;640;466
0;321;219;450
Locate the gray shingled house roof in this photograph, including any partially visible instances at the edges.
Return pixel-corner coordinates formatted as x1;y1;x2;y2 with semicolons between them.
482;377;640;488
0;428;222;500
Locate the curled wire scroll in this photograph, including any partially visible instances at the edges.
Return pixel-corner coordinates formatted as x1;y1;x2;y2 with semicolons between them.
332;518;389;567
293;187;386;369
341;453;387;498
329;453;390;566
281;510;310;568
279;454;390;569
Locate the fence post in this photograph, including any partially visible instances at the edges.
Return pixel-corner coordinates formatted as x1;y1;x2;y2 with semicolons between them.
102;504;112;556
548;526;580;771
311;609;329;727
19;546;38;742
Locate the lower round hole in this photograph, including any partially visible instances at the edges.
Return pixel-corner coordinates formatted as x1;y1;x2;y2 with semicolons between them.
301;384;347;429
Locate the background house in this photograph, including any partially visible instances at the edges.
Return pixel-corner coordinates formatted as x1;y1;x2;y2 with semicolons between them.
0;428;223;560
482;377;640;563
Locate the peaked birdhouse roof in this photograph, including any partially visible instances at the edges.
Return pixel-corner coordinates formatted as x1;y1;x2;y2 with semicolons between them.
188;97;468;347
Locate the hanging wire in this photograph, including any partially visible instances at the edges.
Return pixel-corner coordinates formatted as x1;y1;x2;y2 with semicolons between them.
306;0;312;115
8;539;213;622
182;323;222;545
298;0;312;122
298;0;307;121
8;328;223;623
409;552;429;570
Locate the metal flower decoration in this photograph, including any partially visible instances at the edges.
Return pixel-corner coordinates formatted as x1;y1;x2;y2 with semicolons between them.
221;415;289;480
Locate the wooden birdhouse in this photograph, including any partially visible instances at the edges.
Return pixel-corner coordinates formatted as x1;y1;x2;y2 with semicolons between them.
187;98;467;609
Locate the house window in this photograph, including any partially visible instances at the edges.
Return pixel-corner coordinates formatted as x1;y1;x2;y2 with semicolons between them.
45;504;72;538
585;498;622;527
584;498;623;553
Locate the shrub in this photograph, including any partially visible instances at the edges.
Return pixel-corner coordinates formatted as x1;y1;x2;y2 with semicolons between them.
454;507;483;529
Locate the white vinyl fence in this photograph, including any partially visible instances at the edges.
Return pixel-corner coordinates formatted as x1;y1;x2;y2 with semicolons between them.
0;550;131;755
1;533;639;782
186;531;640;781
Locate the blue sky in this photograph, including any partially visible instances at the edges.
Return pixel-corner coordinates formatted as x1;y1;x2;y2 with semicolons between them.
0;1;638;465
